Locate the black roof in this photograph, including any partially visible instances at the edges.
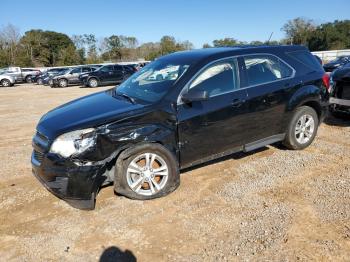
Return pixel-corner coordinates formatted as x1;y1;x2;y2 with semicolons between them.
159;45;307;65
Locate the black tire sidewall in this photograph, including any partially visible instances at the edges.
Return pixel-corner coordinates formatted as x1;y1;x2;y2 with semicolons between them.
114;143;180;200
284;106;319;150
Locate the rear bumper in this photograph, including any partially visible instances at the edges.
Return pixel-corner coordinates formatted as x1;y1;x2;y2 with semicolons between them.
330;97;350;107
31;151;105;210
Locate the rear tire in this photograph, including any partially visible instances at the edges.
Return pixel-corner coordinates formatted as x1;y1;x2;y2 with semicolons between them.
25;75;32;83
58;79;68;88
114;143;180;200
283;106;319;150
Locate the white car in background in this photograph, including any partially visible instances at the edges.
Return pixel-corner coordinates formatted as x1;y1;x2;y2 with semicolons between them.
0;74;15;87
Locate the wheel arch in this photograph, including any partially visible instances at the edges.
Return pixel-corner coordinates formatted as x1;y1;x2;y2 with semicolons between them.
87;76;100;83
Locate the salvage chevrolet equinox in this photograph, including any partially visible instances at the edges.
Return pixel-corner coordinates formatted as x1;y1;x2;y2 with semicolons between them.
32;46;329;209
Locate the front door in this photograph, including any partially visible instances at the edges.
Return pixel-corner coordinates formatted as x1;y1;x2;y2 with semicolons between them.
112;65;125;83
177;58;250;167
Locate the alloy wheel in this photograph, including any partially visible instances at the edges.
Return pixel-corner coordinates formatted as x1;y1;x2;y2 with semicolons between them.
1;80;10;87
295;114;315;144
89;79;98;87
126;153;169;196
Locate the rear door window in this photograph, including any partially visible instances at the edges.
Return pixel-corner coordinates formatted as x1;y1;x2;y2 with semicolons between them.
243;54;294;86
70;68;81;74
82;67;91;73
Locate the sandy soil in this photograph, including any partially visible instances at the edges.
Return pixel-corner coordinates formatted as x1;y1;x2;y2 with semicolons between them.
0;84;349;261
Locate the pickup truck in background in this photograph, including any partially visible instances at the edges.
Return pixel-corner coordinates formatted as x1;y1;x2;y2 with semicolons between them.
0;67;41;83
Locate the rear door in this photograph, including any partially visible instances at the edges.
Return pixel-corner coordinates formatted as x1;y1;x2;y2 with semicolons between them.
241;54;295;141
177;58;250;167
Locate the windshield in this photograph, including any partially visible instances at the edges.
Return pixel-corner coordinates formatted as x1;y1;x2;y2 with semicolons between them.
115;60;190;103
0;68;9;74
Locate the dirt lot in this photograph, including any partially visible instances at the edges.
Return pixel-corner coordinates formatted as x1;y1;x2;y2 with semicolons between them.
0;84;349;261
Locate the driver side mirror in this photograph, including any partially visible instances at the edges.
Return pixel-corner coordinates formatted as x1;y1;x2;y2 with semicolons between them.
181;89;209;103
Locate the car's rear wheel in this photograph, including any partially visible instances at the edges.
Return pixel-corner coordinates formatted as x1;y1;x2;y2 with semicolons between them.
88;78;98;88
114;143;180;200
1;79;11;87
25;75;32;83
59;79;68;88
283;106;319;150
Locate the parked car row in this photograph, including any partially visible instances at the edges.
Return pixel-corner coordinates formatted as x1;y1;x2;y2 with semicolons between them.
36;63;145;88
0;62;149;87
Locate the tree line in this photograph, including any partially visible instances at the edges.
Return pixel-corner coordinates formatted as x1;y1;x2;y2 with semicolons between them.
0;18;349;68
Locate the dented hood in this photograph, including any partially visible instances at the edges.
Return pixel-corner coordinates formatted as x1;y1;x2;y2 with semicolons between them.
37;89;145;139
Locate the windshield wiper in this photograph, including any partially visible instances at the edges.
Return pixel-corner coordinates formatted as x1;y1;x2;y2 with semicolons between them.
114;90;136;104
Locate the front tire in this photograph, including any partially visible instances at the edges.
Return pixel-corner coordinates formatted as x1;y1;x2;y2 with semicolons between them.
283;106;319;150
37;78;43;85
1;79;11;87
114;143;180;200
88;78;98;88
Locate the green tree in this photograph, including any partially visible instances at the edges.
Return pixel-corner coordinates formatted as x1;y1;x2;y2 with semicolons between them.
308;20;350;51
20;30;79;66
212;38;241;47
281;17;316;45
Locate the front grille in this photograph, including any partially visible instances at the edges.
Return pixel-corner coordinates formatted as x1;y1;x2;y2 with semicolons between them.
33;150;44;163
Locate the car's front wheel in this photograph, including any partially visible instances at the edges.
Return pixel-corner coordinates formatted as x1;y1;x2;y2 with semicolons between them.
283;106;319;150
88;78;98;88
114;143;180;200
37;78;43;85
1;79;11;87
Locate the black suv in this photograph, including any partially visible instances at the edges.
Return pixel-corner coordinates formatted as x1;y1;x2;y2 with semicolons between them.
79;64;135;87
31;46;329;209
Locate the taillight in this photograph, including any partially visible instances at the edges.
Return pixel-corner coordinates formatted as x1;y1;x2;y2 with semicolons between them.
322;73;330;91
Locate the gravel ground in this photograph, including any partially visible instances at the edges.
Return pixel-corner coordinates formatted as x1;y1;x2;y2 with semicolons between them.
0;84;349;261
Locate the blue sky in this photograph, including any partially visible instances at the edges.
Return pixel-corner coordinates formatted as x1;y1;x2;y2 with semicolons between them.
1;0;349;48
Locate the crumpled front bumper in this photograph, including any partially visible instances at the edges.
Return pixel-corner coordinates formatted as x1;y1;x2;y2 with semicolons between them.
31;150;105;210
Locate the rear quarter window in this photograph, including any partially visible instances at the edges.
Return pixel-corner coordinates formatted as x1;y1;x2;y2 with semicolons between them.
287;50;323;73
243;54;294;86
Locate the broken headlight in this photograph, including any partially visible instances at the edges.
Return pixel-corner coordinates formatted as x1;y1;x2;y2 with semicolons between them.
50;128;96;158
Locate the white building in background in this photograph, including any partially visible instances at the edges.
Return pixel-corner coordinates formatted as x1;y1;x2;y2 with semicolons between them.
312;49;350;62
